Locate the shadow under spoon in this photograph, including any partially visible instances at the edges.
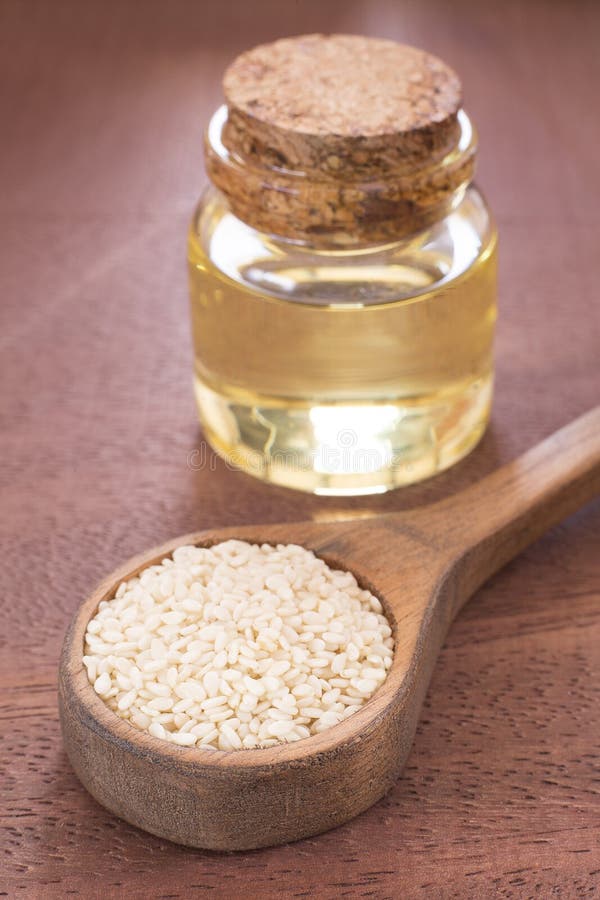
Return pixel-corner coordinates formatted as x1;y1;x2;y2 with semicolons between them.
59;407;600;850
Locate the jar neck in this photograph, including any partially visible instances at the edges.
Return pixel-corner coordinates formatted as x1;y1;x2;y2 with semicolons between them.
205;106;477;249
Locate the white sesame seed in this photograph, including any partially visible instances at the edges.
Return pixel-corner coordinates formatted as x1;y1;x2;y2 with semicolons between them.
221;723;243;749
93;672;111;696
147;681;171;697
267;720;295;738
117;689;137;711
147;696;173;712
207;708;234;724
84;540;393;751
171;731;197;747
353;678;379;696
148;721;166;740
203;670;221;697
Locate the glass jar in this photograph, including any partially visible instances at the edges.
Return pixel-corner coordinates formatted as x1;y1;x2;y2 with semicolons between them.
188;35;497;495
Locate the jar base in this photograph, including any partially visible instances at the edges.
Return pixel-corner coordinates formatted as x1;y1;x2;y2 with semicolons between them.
193;374;492;495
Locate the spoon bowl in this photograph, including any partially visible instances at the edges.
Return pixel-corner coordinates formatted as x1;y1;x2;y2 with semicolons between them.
59;409;600;850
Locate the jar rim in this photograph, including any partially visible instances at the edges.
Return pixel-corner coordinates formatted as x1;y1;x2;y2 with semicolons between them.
204;106;478;246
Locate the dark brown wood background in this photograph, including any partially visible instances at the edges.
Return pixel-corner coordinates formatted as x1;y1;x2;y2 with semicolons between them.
1;1;599;897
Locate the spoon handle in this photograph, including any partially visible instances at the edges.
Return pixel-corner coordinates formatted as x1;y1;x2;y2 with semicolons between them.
432;406;600;612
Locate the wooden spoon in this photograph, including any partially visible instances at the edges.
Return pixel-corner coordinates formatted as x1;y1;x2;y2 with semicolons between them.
59;408;600;851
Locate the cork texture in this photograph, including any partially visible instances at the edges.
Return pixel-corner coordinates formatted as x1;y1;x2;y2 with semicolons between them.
223;34;462;178
209;34;472;244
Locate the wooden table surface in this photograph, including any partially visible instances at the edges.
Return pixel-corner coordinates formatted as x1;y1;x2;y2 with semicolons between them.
2;1;599;896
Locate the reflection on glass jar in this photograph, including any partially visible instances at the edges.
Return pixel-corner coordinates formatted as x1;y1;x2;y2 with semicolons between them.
188;35;497;494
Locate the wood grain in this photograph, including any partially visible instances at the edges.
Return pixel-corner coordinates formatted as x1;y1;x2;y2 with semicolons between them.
1;0;599;895
58;409;600;852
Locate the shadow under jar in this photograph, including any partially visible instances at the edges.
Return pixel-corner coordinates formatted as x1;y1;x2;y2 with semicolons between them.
188;35;497;495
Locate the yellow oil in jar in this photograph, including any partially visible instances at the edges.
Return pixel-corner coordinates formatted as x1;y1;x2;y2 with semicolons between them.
189;187;497;495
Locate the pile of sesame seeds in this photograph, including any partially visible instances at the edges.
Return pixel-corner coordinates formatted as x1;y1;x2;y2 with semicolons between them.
83;540;394;751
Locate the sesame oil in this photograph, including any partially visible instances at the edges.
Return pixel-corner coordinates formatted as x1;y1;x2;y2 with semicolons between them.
189;185;496;494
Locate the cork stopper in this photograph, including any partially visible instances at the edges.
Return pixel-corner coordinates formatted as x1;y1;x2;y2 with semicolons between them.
223;34;462;177
206;35;476;244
